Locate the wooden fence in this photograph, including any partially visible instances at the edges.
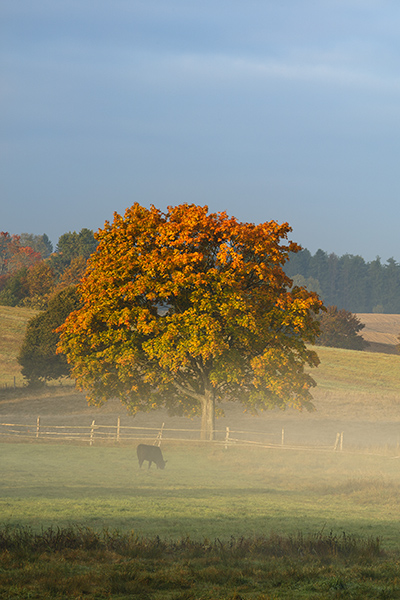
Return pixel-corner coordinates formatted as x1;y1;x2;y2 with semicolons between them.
0;417;343;451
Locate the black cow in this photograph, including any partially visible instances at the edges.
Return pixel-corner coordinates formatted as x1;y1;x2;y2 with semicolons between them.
137;444;167;470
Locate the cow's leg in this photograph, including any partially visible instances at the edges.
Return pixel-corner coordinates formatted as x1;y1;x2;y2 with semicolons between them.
138;458;143;468
148;460;152;469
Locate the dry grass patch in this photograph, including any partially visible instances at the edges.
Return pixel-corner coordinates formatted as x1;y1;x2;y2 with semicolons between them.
0;305;38;387
356;313;400;346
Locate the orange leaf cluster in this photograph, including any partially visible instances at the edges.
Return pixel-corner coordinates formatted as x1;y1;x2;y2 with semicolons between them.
57;203;324;417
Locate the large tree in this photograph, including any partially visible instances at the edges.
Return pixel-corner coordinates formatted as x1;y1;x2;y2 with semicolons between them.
58;203;324;439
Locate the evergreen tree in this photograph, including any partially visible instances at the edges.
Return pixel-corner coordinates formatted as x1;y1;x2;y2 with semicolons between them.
383;258;400;313
56;229;97;265
19;233;53;257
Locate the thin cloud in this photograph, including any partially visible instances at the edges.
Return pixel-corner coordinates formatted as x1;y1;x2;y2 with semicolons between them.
129;50;400;95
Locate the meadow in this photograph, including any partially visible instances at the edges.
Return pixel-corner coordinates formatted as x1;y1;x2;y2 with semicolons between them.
3;441;400;543
2;306;400;597
2;442;400;598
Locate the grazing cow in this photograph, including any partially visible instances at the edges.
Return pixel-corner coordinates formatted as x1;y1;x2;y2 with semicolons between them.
137;444;167;470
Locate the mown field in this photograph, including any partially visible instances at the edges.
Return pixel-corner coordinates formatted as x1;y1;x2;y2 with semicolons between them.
2;306;400;597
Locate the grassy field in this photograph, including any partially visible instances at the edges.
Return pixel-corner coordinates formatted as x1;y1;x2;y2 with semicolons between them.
2;306;400;597
2;442;400;598
312;344;400;394
2;442;400;545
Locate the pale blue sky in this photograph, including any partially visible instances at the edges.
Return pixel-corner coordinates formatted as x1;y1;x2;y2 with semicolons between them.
1;1;400;260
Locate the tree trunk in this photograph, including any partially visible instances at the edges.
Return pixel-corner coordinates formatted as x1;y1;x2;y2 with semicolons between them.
200;389;215;441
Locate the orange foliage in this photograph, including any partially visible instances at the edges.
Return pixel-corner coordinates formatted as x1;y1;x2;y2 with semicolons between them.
58;203;324;437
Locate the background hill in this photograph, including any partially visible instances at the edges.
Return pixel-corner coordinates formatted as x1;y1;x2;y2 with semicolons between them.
356;313;400;354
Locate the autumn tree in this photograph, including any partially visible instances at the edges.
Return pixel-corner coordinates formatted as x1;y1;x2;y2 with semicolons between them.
55;256;88;290
315;305;367;350
25;262;56;308
18;286;80;385
0;232;43;305
58;203;324;440
0;232;20;276
0;232;41;278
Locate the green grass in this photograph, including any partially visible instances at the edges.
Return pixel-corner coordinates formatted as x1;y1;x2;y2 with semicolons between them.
0;526;393;599
310;345;400;394
1;442;400;548
2;443;400;598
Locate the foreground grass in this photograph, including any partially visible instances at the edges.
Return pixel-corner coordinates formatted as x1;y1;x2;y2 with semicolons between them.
1;525;398;599
2;443;400;549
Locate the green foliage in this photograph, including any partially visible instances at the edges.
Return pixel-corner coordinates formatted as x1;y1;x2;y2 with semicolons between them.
55;228;97;267
316;305;367;350
291;273;322;297
0;229;96;309
17;286;81;384
286;249;400;313
0;267;28;306
19;232;53;257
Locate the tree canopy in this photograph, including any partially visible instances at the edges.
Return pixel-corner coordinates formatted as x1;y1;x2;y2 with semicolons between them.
18;286;81;385
315;305;367;350
0;228;96;309
57;203;324;439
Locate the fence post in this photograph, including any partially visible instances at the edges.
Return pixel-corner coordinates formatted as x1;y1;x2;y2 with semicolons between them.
116;416;121;443
340;432;344;451
225;426;230;450
89;420;96;446
281;428;285;446
155;422;165;446
36;416;40;439
334;433;340;451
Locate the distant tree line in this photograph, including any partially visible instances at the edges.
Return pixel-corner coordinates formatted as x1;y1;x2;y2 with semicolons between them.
0;229;97;309
285;248;400;313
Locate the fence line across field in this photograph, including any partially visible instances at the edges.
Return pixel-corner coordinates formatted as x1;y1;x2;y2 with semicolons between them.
0;417;345;451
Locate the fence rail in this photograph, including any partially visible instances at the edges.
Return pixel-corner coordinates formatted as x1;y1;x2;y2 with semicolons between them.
0;417;343;451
